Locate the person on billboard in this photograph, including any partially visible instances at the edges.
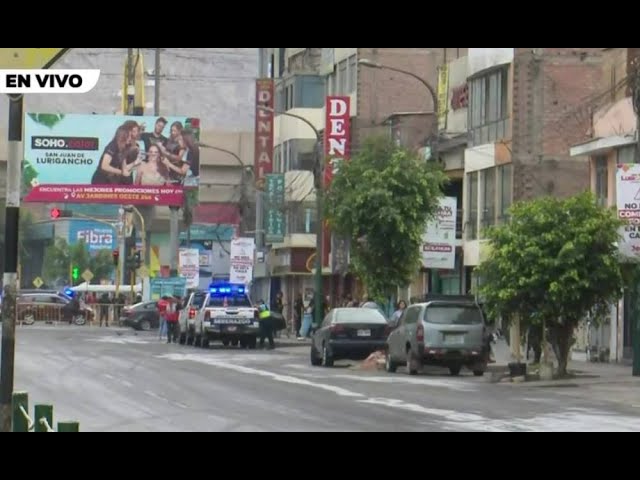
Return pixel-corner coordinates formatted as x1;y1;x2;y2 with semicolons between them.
139;117;168;152
134;145;170;186
91;125;136;185
158;121;189;185
121;120;144;185
181;129;200;182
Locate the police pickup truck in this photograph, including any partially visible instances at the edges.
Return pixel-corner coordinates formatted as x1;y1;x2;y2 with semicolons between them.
178;283;259;349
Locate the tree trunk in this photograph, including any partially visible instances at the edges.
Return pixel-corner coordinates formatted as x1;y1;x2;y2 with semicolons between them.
552;323;573;378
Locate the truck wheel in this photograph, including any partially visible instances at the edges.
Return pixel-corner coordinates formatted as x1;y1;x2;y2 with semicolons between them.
222;339;230;347
247;336;257;350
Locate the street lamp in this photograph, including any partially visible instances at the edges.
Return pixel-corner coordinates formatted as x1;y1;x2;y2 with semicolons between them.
358;58;438;111
257;105;325;329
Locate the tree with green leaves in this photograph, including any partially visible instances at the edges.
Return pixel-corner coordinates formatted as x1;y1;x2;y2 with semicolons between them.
476;191;626;377
324;135;447;301
43;238;115;286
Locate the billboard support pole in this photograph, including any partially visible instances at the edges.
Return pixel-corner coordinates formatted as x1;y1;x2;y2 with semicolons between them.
169;207;180;276
0;94;24;432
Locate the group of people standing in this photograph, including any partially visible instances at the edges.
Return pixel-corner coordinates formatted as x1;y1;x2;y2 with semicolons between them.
91;117;200;187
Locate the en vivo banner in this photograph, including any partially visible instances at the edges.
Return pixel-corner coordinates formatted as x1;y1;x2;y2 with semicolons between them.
229;238;255;285
616;163;640;259
23;113;201;206
421;197;457;270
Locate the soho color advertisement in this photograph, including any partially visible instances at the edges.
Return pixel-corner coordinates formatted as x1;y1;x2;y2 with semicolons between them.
23;113;201;206
616;163;640;259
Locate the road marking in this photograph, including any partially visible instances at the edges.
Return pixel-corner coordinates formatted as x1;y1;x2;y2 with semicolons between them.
440;408;640;432
174;402;189;409
159;353;365;398
144;390;170;403
157;353;640;432
357;398;486;422
87;337;153;345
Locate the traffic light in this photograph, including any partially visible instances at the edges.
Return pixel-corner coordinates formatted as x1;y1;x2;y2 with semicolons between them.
71;267;80;281
50;208;72;219
134;251;142;269
112;250;120;266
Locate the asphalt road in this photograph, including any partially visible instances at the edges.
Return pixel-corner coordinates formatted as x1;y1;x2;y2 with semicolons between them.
6;325;640;432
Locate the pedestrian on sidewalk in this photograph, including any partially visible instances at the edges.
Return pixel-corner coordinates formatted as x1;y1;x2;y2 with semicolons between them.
293;293;304;339
166;297;179;344
157;296;170;340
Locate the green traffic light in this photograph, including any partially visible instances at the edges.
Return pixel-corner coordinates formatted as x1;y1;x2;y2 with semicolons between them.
72;267;80;280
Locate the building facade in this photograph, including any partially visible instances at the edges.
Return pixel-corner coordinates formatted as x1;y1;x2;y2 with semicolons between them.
255;48;453;317
569;47;639;364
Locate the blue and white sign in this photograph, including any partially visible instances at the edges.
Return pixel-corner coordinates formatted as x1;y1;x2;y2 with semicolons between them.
68;220;116;253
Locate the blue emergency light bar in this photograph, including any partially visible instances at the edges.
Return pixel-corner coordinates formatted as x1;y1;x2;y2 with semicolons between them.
64;288;74;297
209;283;245;295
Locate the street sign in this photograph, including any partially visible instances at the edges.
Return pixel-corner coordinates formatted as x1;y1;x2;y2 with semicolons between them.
82;269;94;283
265;174;285;244
0;48;70;70
32;277;43;289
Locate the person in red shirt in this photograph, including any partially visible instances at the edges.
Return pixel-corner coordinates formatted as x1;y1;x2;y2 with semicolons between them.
157;296;170;340
165;297;180;344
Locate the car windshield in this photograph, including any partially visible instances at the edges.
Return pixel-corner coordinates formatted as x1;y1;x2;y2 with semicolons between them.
335;308;387;324
424;305;483;325
208;294;252;308
190;292;208;309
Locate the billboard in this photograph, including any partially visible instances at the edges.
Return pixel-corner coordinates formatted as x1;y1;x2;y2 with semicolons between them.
254;79;274;180
68;220;116;253
421;196;457;270
616;163;640;259
23;113;201;206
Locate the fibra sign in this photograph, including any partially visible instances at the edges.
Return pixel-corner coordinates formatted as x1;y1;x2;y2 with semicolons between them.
68;220;115;253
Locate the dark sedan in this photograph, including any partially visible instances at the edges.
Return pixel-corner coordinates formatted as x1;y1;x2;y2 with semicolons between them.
120;301;160;331
310;308;391;367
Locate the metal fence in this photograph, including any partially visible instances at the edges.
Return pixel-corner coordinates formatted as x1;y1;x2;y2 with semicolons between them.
15;304;127;327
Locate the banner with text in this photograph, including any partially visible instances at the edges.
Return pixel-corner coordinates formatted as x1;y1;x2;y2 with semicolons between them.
265;173;285;243
23;113;201;206
254;79;274;181
421;196;457;270
229;237;255;285
68;220;116;254
616;163;640;259
179;248;200;290
324;96;351;269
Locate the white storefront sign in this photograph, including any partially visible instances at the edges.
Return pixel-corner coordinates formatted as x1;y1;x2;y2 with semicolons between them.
229;237;255;284
616;163;640;259
421;196;457;270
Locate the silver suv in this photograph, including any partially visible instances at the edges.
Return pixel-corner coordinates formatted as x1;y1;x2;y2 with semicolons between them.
385;295;488;376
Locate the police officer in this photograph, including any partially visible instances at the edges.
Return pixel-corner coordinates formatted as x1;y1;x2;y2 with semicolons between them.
258;300;275;350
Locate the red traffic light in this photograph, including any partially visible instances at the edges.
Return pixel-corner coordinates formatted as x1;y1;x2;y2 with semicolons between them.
112;250;120;266
50;208;61;219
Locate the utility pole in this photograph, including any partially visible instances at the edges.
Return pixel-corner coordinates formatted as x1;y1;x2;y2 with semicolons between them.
0;94;24;432
632;56;640;376
313;141;324;329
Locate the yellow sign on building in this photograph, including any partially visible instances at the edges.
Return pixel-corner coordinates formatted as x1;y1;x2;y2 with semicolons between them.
0;48;69;69
437;65;449;131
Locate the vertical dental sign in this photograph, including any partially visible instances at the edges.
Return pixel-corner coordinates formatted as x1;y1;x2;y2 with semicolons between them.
254;79;275;180
324;96;351;268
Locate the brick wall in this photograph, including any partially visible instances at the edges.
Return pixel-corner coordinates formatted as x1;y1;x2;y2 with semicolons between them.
512;48;604;201
355;48;445;150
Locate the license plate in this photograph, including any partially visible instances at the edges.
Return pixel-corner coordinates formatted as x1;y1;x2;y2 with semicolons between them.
226;326;237;332
445;335;464;345
357;329;371;337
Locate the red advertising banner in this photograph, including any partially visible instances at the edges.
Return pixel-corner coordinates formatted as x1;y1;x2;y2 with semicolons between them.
323;96;351;268
24;184;184;206
254;78;275;180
